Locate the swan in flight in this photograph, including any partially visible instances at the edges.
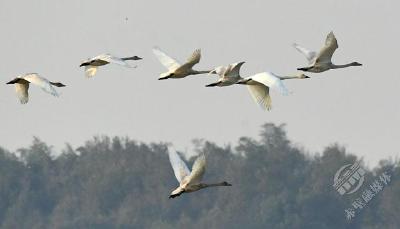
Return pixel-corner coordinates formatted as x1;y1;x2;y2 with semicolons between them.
294;32;362;73
236;72;309;110
153;47;214;80
205;61;245;87
6;73;66;104
79;54;142;78
168;149;232;199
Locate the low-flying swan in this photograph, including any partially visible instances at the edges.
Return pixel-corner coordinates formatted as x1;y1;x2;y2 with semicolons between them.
153;47;214;80
168;149;232;199
6;73;66;104
294;32;362;73
79;54;142;78
205;61;245;87
236;72;309;110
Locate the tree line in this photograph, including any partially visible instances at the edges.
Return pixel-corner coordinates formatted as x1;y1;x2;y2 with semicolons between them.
0;123;398;229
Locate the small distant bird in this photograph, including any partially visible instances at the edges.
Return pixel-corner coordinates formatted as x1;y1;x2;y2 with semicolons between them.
168;149;232;199
80;54;142;78
294;31;362;73
236;72;309;110
206;61;245;87
153;47;214;80
6;73;66;104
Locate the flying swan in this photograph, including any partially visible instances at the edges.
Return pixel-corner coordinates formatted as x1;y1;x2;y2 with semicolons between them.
153;47;215;80
79;53;142;77
236;71;309;110
294;32;362;73
6;73;66;104
205;61;245;87
168;149;232;198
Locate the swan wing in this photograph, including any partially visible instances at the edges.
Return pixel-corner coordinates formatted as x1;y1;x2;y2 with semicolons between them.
101;54;134;68
15;82;29;104
188;153;206;185
251;72;289;95
247;83;272;111
180;49;201;69
293;43;317;63
315;31;338;64
168;149;190;183
85;66;98;78
225;61;245;78
210;66;228;77
152;47;181;71
22;73;59;97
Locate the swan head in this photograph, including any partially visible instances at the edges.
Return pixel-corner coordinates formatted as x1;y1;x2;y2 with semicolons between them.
221;181;232;186
79;62;90;67
351;62;362;66
169;187;184;198
6;77;29;85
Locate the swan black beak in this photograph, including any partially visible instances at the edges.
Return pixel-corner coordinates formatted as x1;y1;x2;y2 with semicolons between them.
169;191;183;199
6;78;19;84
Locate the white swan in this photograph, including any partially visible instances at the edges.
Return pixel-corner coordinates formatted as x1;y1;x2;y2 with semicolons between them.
236;72;309;110
153;47;214;80
80;54;142;78
6;73;66;104
294;32;362;73
205;61;245;87
168;149;231;199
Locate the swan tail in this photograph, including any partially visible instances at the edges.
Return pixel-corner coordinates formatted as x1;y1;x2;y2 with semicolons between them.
205;82;220;87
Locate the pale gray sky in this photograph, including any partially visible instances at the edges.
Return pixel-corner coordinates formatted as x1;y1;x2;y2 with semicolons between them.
0;0;398;166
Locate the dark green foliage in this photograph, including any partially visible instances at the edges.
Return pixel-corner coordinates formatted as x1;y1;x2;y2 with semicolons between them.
0;124;398;229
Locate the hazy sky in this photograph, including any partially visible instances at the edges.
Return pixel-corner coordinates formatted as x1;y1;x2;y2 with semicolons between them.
0;0;398;166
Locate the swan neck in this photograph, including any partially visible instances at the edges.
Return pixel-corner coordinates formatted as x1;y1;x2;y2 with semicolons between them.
331;63;355;69
278;75;298;80
201;182;229;188
193;70;211;75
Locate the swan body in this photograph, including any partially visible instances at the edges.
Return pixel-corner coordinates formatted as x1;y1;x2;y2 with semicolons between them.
168;149;231;199
294;32;362;73
206;61;245;87
6;73;66;104
80;53;142;78
236;72;309;110
153;47;214;80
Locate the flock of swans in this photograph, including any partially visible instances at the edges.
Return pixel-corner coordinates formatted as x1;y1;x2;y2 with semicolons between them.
6;31;362;198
